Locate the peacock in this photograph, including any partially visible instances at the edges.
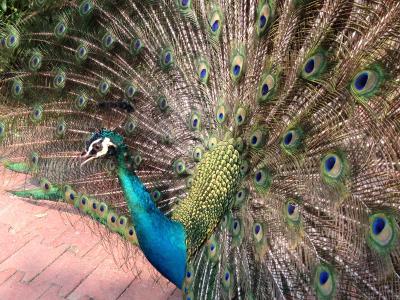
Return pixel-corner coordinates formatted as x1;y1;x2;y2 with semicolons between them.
1;0;400;298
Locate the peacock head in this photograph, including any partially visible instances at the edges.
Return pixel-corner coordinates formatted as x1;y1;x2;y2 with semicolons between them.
81;129;124;166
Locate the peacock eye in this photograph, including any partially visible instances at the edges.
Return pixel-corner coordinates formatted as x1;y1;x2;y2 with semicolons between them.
232;219;241;236
253;222;263;242
285;200;301;225
368;213;397;254
160;48;174;70
222;269;231;288
234;106;247;126
197;59;210;84
125;84;136;98
75;94;88;110
208;136;218;150
29;53;42;71
31;105;43;122
151;189;162;202
239;159;249;176
157;96;168;112
254;168;272;192
189;111;201;131
350;69;382;99
321;153;343;179
56;120;67;137
257;73;276;104
12;79;23;97
180;0;190;8
192;146;203;162
8;35;16;45
230;50;245;82
215;102;229;124
40;178;52;192
281;127;303;154
55;21;67;38
301;52;326;80
102;33;114;49
53;71;66;89
256;2;272;36
234;188;247;207
130;38;143;55
209;9;222;36
76;44;88;62
79;0;93;16
98;79;110;95
248;128;267;149
173;159;186;175
124;118;136;135
314;266;335;299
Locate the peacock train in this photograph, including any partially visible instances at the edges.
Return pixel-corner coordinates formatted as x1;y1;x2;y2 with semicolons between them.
1;0;400;299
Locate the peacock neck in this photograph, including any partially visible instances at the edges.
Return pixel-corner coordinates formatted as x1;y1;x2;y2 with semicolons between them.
115;147;187;288
114;140;241;287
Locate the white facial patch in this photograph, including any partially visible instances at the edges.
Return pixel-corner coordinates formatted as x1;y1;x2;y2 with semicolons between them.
81;137;116;166
95;137;116;157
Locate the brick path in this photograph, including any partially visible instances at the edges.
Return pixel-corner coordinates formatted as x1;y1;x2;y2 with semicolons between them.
0;168;181;300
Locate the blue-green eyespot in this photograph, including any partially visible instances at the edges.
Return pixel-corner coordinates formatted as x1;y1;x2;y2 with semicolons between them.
208;6;223;40
130;37;143;56
173;159;187;175
98;79;111;96
29;52;43;71
54;20;68;38
11;79;23;98
53;70;66;89
189;111;201;131
256;0;275;36
314;265;335;299
321;151;348;185
350;65;384;100
197;59;210;84
76;44;89;62
248;127;268;149
257;73;277;104
160;47;174;70
301;51;327;80
254;168;272;193
79;1;94;16
234;106;247;126
367;213;398;255
102;32;115;50
281;127;303;154
230;47;246;83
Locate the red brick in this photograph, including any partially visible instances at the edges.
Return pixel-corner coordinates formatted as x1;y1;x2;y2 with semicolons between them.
118;279;181;300
0;197;49;232
37;284;64;300
0;269;16;286
31;246;108;298
0;270;49;300
0;223;35;264
0;235;69;283
66;257;135;300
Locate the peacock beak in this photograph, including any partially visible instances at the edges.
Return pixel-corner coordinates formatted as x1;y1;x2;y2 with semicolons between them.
80;150;96;166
